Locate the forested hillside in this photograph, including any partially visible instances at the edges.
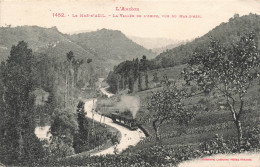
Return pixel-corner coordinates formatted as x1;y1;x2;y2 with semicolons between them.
69;29;156;68
0;24;156;165
0;41;118;165
0;26;155;74
107;14;260;93
155;14;260;67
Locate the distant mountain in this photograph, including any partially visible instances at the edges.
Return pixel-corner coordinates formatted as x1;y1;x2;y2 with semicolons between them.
128;36;183;50
152;41;188;54
69;29;156;66
0;26;156;74
0;26;96;63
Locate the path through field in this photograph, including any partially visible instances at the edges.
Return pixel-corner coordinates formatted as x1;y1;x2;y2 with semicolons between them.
100;86;114;98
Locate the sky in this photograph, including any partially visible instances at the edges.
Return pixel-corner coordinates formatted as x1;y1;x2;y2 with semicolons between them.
0;0;259;40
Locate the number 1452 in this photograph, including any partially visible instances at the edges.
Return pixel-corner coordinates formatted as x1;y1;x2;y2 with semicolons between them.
53;13;65;17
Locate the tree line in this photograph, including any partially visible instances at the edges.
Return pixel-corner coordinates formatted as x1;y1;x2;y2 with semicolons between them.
107;55;152;94
0;41;111;165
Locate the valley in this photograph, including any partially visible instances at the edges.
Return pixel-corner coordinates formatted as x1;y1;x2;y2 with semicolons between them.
0;13;260;167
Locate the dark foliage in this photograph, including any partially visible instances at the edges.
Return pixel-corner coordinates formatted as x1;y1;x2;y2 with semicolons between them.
0;41;44;165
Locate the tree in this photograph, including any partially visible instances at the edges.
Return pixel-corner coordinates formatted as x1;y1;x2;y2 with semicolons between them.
153;72;159;83
161;56;172;68
0;62;7;164
73;101;89;153
147;84;195;141
107;72;119;94
183;33;260;151
65;51;75;107
66;51;75;62
87;58;92;64
128;77;134;93
141;55;149;90
145;73;149;90
49;109;78;158
132;58;142;91
0;41;43;164
86;58;96;93
72;59;84;88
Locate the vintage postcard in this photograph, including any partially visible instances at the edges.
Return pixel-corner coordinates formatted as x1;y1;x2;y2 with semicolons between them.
0;0;259;166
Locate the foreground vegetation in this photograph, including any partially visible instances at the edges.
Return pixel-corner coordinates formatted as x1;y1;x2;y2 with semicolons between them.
0;14;260;166
90;31;260;166
0;41;116;165
40;125;260;166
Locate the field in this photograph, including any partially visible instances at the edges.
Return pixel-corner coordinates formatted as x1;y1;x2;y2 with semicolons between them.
80;63;260;167
96;65;260;154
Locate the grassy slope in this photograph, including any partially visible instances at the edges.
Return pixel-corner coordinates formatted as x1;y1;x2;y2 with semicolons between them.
133;74;260;153
154;14;260;66
96;65;260;154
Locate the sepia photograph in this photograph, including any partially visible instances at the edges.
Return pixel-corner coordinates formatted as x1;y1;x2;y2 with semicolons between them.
0;0;260;166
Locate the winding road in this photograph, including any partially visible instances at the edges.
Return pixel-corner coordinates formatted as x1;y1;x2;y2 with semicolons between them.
84;80;145;156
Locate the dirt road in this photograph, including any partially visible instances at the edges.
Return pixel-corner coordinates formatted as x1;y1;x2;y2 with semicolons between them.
84;84;145;156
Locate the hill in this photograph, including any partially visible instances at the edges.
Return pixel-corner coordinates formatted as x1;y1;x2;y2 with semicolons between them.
0;26;96;64
0;26;156;74
92;14;260;165
106;14;260;94
69;29;156;68
155;14;260;66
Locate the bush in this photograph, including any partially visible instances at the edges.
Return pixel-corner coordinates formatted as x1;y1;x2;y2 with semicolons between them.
39;127;260;167
243;125;260;151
